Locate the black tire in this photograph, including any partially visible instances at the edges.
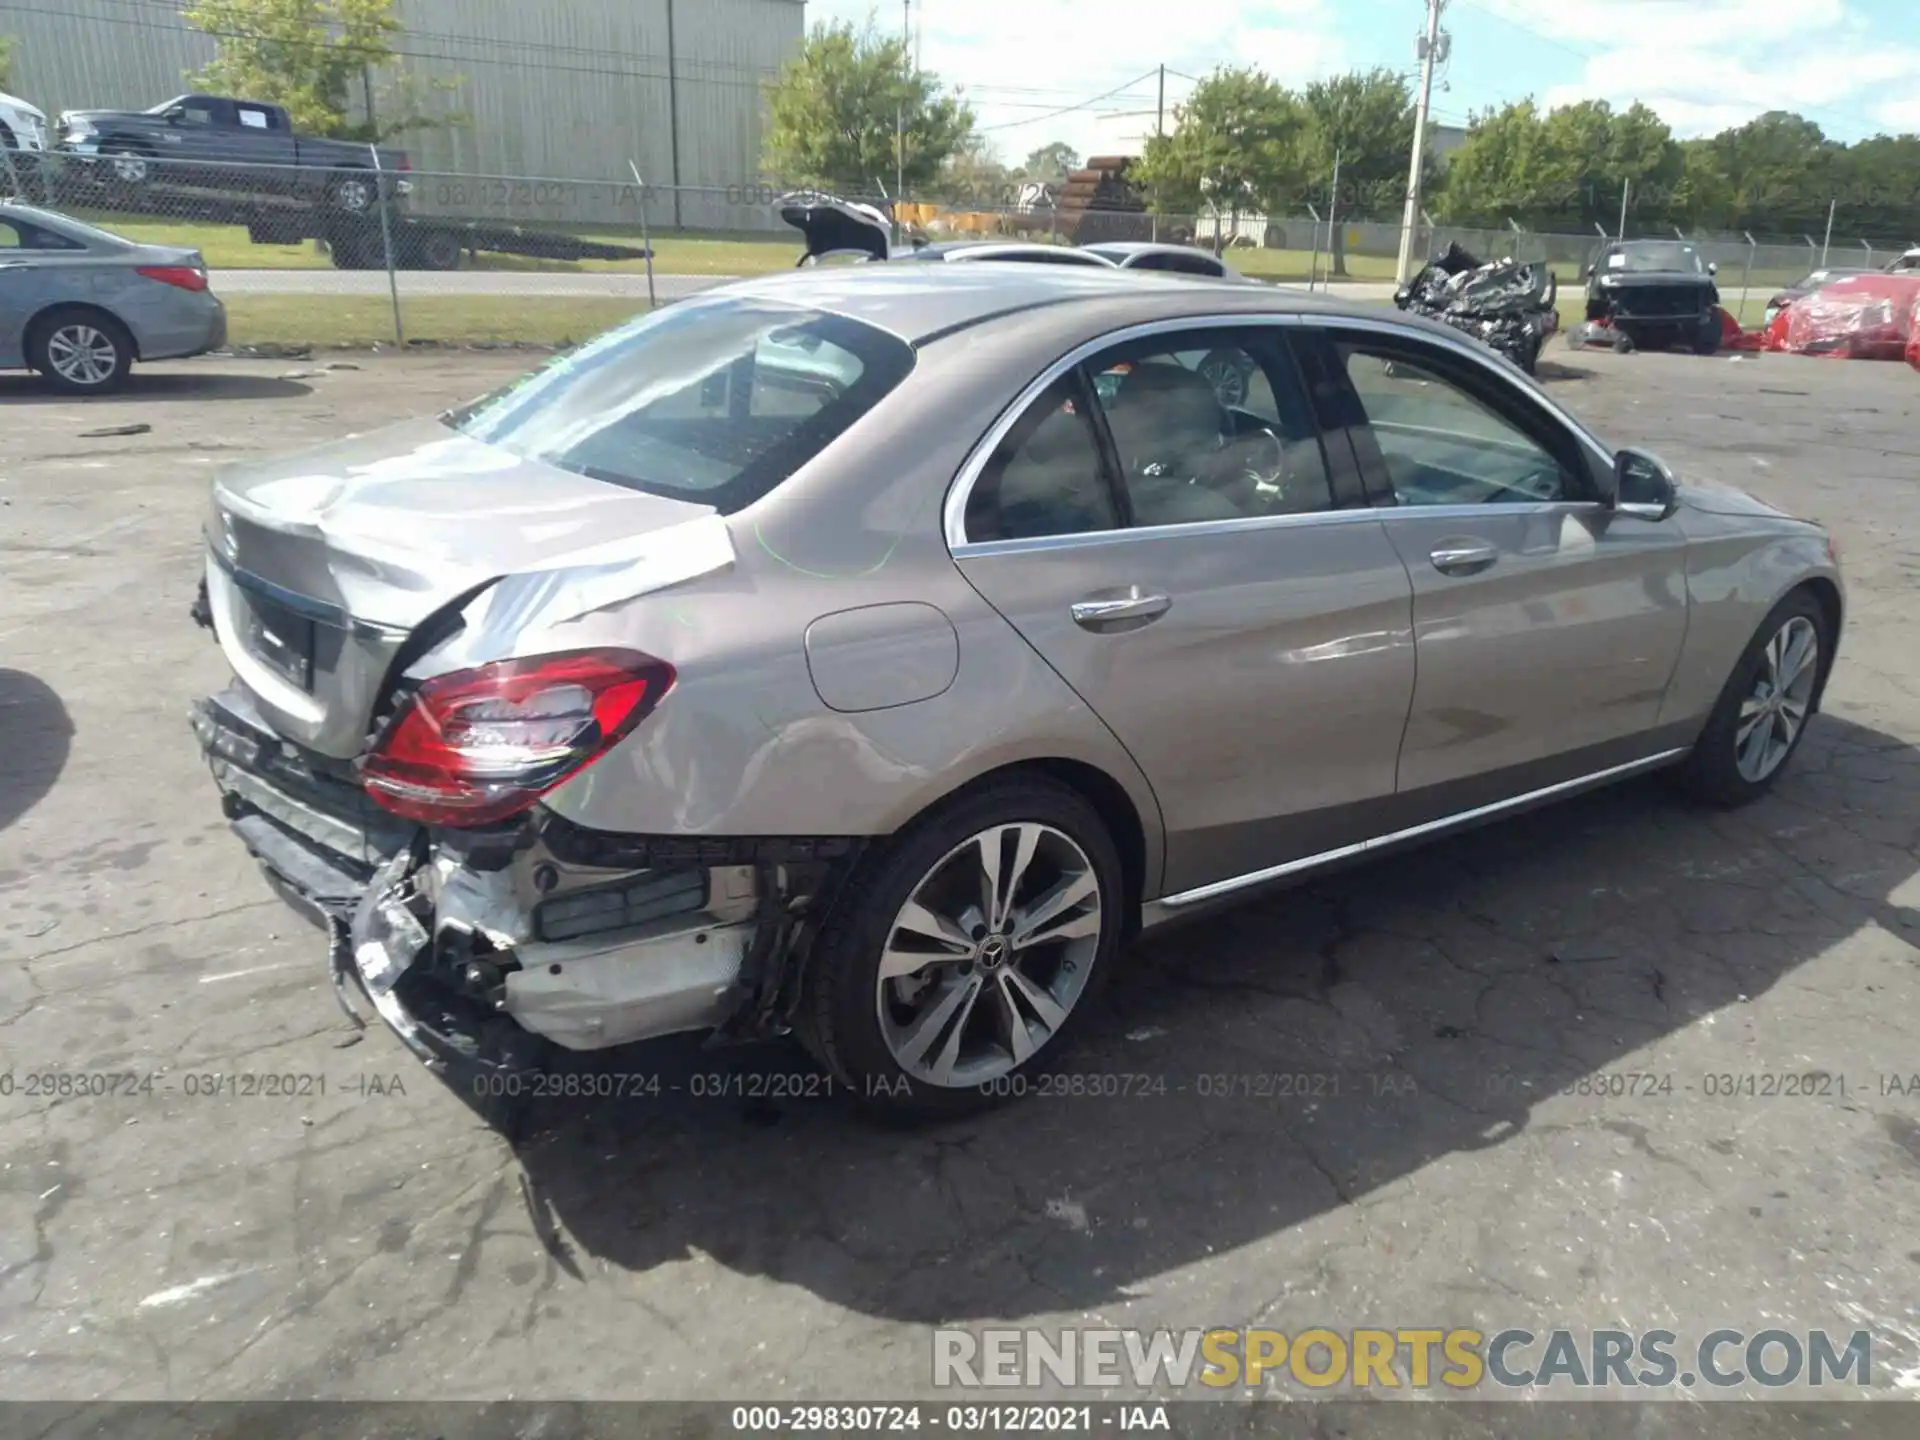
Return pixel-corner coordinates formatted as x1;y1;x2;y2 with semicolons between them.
1693;316;1723;356
29;307;135;394
1673;589;1831;807
1611;329;1636;354
1195;348;1252;408
798;776;1126;1121
412;230;461;271
327;233;380;269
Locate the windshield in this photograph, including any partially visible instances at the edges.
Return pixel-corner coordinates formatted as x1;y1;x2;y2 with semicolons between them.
445;297;915;513
1605;243;1705;274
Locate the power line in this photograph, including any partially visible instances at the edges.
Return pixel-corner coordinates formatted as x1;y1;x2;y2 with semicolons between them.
976;69;1163;131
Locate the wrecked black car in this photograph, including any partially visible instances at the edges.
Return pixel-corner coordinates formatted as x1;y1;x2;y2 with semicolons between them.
1583;239;1722;354
1393;244;1558;375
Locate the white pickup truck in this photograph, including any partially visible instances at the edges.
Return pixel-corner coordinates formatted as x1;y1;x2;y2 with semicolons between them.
0;89;52;166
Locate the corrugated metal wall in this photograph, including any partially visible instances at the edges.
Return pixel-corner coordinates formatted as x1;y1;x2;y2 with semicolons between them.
4;0;805;230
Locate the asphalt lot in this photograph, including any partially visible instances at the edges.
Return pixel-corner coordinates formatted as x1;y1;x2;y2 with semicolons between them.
2;345;1919;1422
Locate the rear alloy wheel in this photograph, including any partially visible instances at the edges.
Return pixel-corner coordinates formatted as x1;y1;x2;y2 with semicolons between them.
329;172;374;214
1675;591;1829;806
800;779;1123;1118
31;310;134;394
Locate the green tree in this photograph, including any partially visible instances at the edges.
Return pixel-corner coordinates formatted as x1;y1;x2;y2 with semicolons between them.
933;134;1010;207
761;19;976;194
1132;66;1309;248
1435;98;1679;233
1019;141;1080;186
1301;67;1423;274
1697;111;1837;233
0;35;15;92
1431;100;1548;226
181;0;462;142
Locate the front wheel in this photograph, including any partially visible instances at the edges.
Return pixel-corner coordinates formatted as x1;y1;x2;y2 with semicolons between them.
1674;591;1831;806
798;778;1124;1119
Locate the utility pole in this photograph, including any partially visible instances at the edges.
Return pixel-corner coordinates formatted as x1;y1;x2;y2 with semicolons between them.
1820;197;1836;266
1395;0;1446;285
1152;64;1165;242
895;0;908;246
1617;177;1629;240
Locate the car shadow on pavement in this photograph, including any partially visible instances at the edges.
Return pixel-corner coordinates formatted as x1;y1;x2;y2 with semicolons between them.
0;372;313;403
0;669;74;833
499;712;1918;1323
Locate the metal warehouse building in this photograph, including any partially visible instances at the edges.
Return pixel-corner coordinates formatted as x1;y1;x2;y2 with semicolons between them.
5;0;807;230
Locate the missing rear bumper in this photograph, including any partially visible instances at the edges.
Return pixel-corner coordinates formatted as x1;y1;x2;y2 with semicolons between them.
195;687;860;1072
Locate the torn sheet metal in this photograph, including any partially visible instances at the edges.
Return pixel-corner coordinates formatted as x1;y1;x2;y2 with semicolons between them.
1394;243;1558;373
459;513;737;654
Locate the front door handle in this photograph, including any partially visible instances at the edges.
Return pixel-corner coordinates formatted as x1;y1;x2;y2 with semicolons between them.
1071;591;1171;629
1429;541;1499;576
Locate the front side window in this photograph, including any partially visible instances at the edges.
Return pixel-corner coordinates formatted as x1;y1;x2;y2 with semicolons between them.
1336;340;1584;506
446;297;915;513
1089;333;1334;525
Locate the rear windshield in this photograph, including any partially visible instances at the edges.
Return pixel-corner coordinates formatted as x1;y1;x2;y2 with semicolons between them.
444;296;915;513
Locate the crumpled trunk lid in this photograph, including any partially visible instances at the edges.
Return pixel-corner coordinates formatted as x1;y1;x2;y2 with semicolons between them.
203;417;721;759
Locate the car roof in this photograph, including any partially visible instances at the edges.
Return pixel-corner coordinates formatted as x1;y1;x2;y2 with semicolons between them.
706;262;1396;347
1084;241;1219;259
906;241;1111;263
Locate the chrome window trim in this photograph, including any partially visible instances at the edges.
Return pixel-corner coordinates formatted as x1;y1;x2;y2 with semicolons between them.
951;499;1607;561
1141;746;1690;921
942;310;1620;552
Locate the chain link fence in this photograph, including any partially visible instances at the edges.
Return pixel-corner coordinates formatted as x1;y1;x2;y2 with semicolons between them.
6;143;1917;350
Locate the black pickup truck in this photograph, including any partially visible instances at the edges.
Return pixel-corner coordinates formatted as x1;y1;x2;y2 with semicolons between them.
1583;239;1722;354
55;95;409;214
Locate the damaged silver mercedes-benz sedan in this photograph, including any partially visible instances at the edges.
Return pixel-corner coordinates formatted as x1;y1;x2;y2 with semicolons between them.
191;263;1844;1115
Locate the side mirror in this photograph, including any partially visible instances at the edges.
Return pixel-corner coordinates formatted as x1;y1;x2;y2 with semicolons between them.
1611;447;1678;520
1585;264;1596;278
163;105;186;124
1708;262;1718;276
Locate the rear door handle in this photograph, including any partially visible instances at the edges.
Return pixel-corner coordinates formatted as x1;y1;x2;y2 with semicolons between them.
1429;542;1499;576
1071;591;1171;629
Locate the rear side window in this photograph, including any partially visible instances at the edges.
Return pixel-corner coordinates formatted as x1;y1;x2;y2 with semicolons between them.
446;298;915;513
965;376;1120;542
0;219;83;251
1132;252;1223;277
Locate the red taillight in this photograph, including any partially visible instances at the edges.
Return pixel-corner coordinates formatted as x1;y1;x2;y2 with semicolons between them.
137;265;207;292
359;649;675;827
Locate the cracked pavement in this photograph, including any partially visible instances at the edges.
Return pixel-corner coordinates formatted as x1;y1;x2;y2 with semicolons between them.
2;350;1919;1415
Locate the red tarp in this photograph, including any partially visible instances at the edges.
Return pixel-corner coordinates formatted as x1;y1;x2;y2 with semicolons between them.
1767;273;1920;361
1718;306;1766;351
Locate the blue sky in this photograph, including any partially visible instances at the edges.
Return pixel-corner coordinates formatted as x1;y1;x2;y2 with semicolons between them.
805;0;1920;163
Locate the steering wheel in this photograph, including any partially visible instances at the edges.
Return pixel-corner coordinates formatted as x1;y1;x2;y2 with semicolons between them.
1203;426;1294;507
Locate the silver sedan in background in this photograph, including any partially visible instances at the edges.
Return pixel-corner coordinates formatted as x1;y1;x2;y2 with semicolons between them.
0;202;227;392
190;265;1843;1119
